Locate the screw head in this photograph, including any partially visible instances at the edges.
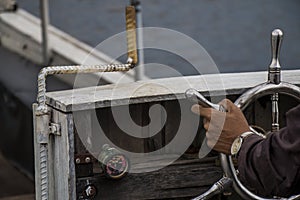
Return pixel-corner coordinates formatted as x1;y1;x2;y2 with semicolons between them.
85;157;91;163
75;158;81;164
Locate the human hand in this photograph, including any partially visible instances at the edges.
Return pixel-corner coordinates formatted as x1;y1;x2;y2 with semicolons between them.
191;99;250;154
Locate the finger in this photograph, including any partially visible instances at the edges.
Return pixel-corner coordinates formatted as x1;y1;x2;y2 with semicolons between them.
191;104;201;115
206;126;221;140
205;131;214;140
191;104;213;118
219;99;237;112
203;119;209;130
206;139;215;149
203;117;210;127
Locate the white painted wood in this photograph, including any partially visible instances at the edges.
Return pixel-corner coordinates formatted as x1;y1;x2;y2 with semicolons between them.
0;9;136;85
46;70;300;112
0;15;43;63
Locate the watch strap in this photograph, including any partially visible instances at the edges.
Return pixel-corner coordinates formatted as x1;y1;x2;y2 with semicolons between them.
231;128;266;156
240;131;256;139
249;126;267;139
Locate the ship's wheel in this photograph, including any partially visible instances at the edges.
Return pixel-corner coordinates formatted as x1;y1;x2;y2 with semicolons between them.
188;29;300;200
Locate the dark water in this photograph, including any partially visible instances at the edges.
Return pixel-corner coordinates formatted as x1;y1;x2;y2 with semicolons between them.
19;0;300;78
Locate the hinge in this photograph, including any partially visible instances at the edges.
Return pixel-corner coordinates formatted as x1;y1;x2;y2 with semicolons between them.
49;123;61;136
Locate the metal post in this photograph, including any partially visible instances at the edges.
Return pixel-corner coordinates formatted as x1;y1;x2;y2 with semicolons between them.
268;29;283;85
271;93;279;132
40;0;51;65
268;29;283;132
130;0;145;81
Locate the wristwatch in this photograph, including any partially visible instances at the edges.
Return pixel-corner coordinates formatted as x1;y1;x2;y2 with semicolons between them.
231;128;266;156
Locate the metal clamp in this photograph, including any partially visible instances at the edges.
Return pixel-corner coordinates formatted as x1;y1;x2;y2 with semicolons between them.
49;123;60;136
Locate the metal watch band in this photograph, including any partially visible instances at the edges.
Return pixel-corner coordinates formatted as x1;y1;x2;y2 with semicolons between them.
240;131;256;139
231;128;266;156
249;126;267;139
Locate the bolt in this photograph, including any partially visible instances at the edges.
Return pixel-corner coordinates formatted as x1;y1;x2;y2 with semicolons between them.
75;158;81;164
85;157;91;163
85;185;96;197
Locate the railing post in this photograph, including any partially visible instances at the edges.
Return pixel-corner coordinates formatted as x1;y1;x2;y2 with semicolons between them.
40;0;51;65
130;0;145;81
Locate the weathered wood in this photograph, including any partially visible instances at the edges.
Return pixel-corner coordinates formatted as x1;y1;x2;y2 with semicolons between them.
74;100;201;154
142;102;165;152
73;110;93;152
76;157;222;200
99;104;146;153
32;104;43;200
42;70;300;200
46;70;300;112
107;164;220;199
163;100;178;153
48;109;76;200
0;194;34;200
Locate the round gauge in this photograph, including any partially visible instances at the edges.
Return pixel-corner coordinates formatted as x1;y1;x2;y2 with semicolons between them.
104;154;129;179
98;144;130;179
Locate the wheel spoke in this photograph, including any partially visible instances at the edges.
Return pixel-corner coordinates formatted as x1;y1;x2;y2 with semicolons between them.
271;93;280;132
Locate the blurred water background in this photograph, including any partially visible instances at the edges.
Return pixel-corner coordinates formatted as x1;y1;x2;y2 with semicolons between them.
19;0;300;78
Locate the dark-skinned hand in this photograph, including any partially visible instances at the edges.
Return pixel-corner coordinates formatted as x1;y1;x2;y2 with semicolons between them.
191;99;250;154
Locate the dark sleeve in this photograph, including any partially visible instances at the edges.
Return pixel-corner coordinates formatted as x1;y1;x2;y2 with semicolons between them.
237;105;300;197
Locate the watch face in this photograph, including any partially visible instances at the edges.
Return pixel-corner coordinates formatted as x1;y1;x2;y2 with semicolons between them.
231;137;243;155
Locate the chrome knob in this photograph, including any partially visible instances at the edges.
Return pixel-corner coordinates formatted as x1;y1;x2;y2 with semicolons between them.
268;29;283;84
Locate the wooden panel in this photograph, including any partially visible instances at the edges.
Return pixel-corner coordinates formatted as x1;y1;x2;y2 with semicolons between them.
0;194;34;200
48;109;76;200
90;101;188;153
95;104;146;153
32;104;45;200
164;99;183;153
73;110;93;154
142;101;165;152
46;70;300;112
81;157;222;200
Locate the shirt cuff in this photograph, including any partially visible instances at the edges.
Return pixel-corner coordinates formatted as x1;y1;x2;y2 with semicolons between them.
237;134;265;165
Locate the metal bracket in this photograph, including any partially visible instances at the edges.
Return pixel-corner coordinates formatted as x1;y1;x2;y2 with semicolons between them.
49;122;61;136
